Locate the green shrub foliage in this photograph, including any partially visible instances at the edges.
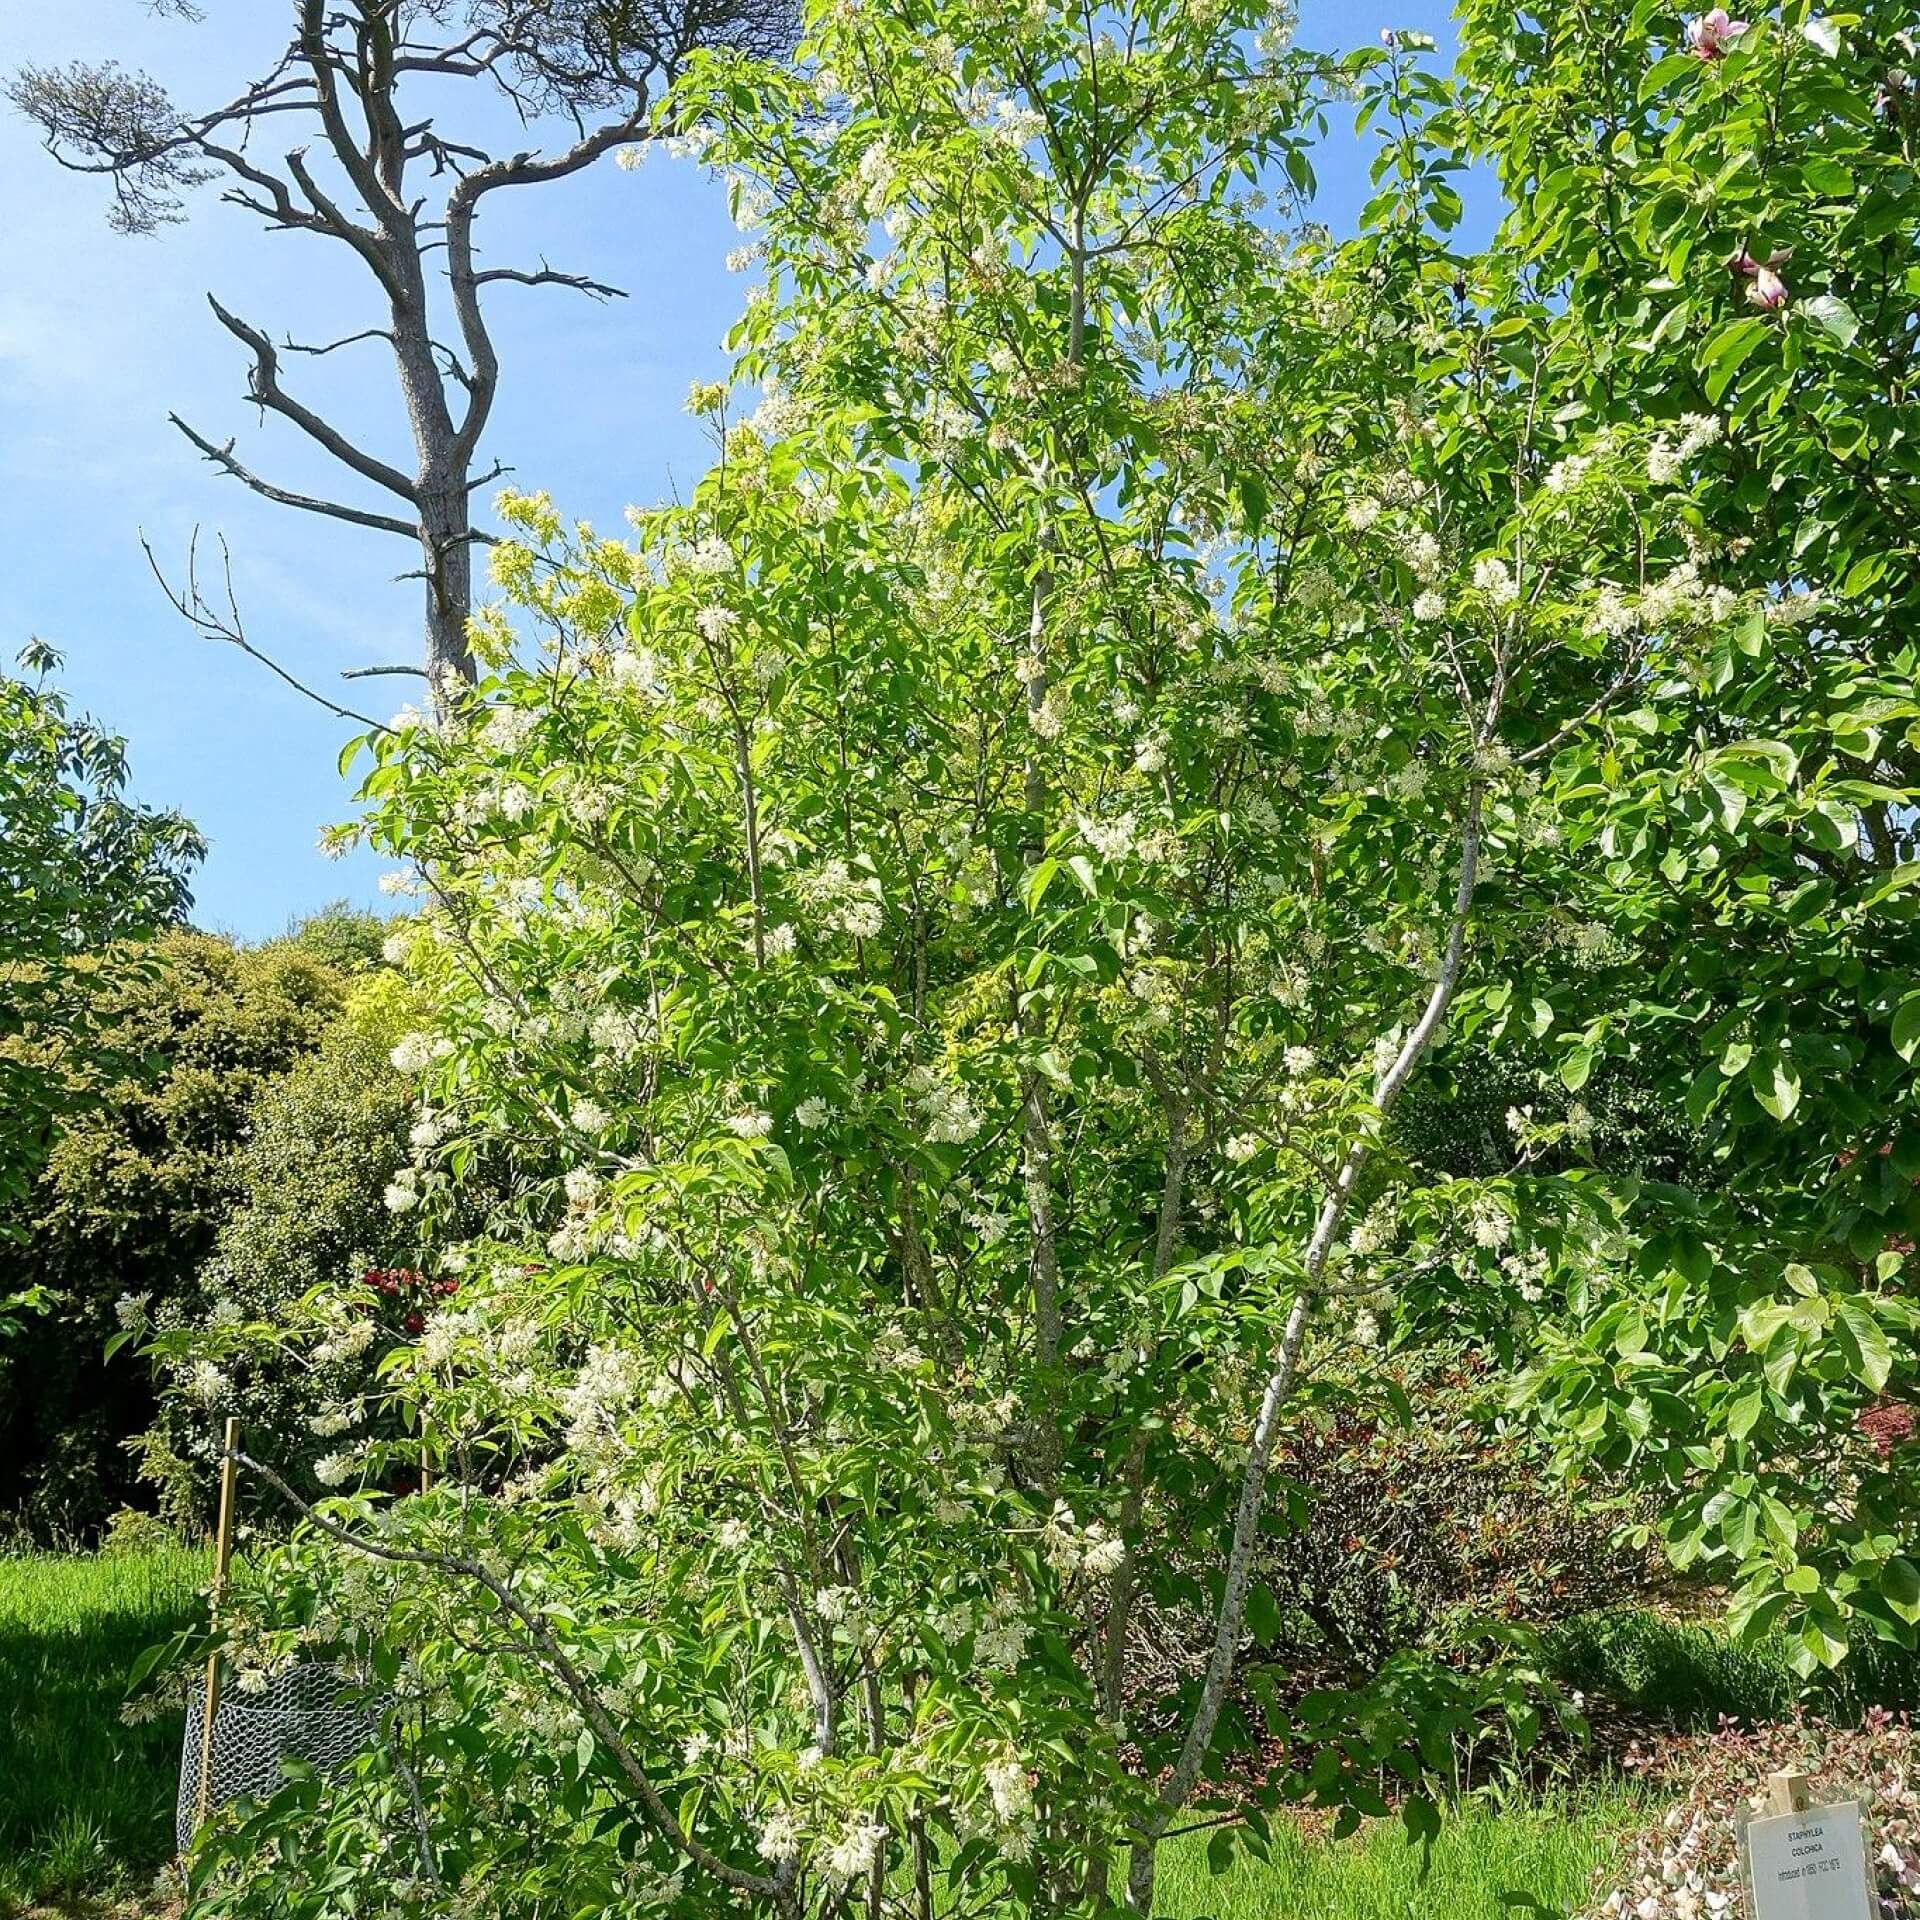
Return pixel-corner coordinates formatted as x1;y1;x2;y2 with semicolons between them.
0;928;384;1538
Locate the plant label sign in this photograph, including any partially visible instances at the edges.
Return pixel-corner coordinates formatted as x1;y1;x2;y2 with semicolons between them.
1742;1800;1873;1920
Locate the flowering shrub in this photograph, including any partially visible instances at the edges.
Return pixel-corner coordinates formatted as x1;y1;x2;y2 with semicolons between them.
159;0;1920;1916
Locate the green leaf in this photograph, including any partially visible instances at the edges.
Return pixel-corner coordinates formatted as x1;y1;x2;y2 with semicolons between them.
1238;474;1269;534
1748;1052;1801;1121
1884;1558;1920;1625
1638;49;1701;98
1022;858;1060;913
1801;294;1860;348
1726;1382;1764;1440
1835;1297;1893;1393
1801;1614;1849;1671
1702;317;1770;403
1401;1794;1440;1859
1893;994;1920;1063
1560;1046;1595;1092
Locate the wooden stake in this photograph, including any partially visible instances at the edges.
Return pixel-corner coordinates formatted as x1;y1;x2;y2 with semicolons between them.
1767;1769;1812;1817
419;1414;434;1496
195;1417;240;1829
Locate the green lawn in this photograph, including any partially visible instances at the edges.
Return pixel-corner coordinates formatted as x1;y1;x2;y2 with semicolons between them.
1153;1795;1644;1920
0;1547;207;1914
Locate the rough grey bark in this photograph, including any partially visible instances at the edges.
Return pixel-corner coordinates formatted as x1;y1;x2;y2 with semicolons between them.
9;0;791;691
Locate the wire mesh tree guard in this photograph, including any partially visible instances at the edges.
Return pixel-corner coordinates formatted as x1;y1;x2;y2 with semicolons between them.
173;1418;436;1884
175;1663;385;1854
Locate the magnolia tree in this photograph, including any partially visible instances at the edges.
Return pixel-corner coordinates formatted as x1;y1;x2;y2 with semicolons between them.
156;2;1920;1916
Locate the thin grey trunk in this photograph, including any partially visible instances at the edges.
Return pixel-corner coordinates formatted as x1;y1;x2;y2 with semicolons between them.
1126;784;1487;1913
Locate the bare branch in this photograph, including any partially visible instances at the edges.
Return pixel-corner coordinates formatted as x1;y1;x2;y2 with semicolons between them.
205;296;420;504
169;414;420;541
281;326;395;358
472;260;628;300
142;530;390;733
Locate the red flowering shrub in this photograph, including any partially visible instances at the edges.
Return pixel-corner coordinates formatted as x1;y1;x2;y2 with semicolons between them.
360;1265;459;1339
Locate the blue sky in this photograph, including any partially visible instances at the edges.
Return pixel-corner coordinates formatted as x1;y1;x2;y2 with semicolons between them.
0;0;1463;941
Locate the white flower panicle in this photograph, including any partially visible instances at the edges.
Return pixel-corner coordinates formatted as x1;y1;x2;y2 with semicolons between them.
818;1819;887;1883
757;1810;802;1862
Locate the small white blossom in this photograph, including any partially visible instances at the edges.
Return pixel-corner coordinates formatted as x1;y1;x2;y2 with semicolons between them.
757;1811;802;1862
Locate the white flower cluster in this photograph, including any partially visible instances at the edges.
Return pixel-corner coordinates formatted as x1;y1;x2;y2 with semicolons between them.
186;1359;228;1405
481;704;538;755
314;1316;375;1367
793;858;885;941
817;1819;887;1883
590;1007;651;1062
1471;556;1518;605
610;647;669;700
904;1064;981;1144
389;1031;439;1075
757;1809;802;1862
313;1448;362;1488
982;1748;1037;1858
1042;1502;1127;1581
972;1589;1032;1670
1079;811;1137;862
1469;1199;1513;1251
1646;413;1723;485
560;1343;642;1455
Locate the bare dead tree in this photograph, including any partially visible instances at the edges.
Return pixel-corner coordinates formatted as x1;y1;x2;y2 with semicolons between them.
10;1;791;691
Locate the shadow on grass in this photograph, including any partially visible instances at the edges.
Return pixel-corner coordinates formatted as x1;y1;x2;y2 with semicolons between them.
0;1549;205;1915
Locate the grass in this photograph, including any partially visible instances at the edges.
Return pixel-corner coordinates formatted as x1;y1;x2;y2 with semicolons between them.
0;1546;206;1915
1152;1793;1646;1920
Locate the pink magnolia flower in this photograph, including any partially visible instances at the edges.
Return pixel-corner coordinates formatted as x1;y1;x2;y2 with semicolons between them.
1686;8;1749;58
1728;244;1792;310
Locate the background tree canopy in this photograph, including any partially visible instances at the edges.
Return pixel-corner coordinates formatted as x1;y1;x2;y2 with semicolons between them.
0;913;405;1541
0;642;202;1228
